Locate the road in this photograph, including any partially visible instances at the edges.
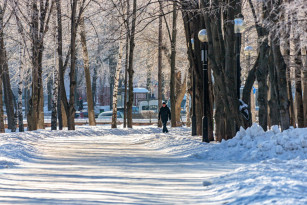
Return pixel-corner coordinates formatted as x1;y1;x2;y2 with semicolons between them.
0;129;239;204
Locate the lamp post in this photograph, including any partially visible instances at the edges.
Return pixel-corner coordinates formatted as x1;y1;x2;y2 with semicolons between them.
198;29;209;143
191;38;196;136
234;18;244;99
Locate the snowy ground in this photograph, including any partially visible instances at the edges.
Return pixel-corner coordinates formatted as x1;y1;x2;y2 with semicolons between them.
0;124;306;204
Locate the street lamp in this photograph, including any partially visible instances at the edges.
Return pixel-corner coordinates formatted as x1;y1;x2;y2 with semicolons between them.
198;29;209;143
234;18;244;99
191;38;196;136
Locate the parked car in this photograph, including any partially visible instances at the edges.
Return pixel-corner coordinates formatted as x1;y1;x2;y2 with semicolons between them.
97;111;123;120
116;107;139;114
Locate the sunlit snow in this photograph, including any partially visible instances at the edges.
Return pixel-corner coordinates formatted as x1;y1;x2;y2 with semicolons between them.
0;124;306;204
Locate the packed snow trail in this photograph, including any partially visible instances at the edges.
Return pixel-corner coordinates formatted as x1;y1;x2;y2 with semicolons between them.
0;126;240;204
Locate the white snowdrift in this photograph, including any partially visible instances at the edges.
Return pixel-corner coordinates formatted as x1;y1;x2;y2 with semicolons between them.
141;124;307;162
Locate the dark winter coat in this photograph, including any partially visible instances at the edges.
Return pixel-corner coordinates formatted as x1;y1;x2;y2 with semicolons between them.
158;106;171;122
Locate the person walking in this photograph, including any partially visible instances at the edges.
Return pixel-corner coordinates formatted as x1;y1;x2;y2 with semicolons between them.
158;102;171;133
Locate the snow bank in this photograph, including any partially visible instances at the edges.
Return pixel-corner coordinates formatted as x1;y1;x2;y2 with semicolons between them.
141;124;307;162
204;124;307;161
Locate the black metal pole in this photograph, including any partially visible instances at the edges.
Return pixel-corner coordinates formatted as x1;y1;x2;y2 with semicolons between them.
202;42;209;143
192;69;196;136
236;33;241;99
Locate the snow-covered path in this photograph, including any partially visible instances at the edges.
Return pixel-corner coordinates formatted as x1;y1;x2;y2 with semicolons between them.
0;127;239;204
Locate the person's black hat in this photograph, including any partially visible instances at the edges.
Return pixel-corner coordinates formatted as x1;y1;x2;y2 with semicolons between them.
162;102;166;104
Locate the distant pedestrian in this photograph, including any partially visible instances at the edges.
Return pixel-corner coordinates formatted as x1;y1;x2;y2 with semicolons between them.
158;102;171;133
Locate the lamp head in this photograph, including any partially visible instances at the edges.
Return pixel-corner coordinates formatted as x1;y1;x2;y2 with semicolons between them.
198;29;208;43
191;38;195;50
244;46;253;55
234;18;244;34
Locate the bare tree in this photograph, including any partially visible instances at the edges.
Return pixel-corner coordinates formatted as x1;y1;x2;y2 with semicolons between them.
127;0;137;128
79;15;96;126
112;33;123;128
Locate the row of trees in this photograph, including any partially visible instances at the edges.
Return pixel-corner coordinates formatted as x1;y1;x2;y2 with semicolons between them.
0;0;306;141
0;0;189;132
181;0;306;140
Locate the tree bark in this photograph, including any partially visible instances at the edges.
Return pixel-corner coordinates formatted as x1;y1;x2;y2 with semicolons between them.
175;73;186;124
56;0;64;130
170;0;177;127
112;37;123;128
186;70;191;127
18;42;24;132
80;16;96;126
51;63;58;130
292;12;304;128
92;62;97;106
123;0;130;128
0;73;4;133
0;5;4;132
270;1;290;131
0;7;15;131
303;49;307;127
124;38;129;128
242;56;258;128
127;0;137;128
47;78;52;111
294;56;304;128
157;0;163;128
67;0;78;130
268;50;280;126
256;41;269;131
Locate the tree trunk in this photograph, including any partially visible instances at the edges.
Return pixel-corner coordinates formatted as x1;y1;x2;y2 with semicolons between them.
51;52;58;130
0;8;15;131
0;74;4;133
170;1;178;128
80;16;96;126
292;12;304;128
268;50;280;126
123;0;130;129
271;36;290;131
18;43;24;132
27;0;52;131
294;55;304;128
286;62;296;127
127;0;137;128
47;77;52;111
92;63;97;106
124;39;129;128
303;49;307;127
283;1;296;127
67;0;78;130
0;5;4;132
175;73;186;124
256;41;269;131
56;0;64;130
112;37;123;128
157;0;163;128
186;70;191;127
242;56;258;128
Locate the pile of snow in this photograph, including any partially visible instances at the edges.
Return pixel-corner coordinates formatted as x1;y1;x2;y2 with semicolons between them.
141;124;307;162
204;124;307;161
